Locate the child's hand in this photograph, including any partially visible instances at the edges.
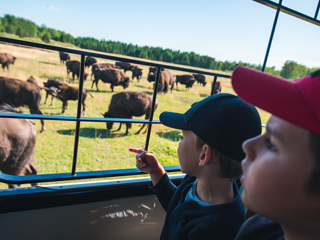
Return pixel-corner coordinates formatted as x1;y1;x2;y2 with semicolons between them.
129;148;164;175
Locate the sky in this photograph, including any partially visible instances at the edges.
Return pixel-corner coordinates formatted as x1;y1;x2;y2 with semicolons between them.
1;0;319;70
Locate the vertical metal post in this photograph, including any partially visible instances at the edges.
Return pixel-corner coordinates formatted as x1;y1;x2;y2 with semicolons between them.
211;76;218;95
315;0;320;19
144;67;161;151
71;55;85;176
262;0;282;72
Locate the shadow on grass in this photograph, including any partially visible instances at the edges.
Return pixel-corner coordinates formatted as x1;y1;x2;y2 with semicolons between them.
57;128;127;138
134;84;148;89
38;61;58;66
156;130;181;142
199;93;209;98
86;88;109;93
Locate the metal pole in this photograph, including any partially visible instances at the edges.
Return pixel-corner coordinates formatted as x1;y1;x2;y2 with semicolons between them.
262;0;282;72
315;0;320;19
144;67;161;151
211;76;218;95
71;55;85;176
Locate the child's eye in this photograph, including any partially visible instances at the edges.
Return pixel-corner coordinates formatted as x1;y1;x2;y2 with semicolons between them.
265;138;277;151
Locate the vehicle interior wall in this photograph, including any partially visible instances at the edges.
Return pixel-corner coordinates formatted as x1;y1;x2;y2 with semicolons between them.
0;194;165;240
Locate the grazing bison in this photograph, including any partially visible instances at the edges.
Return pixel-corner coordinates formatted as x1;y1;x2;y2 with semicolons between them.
0;104;38;188
115;61;134;73
43;79;69;106
212;81;222;94
175;75;196;90
193;74;207;86
26;76;38;86
59;52;70;65
0;76;46;132
92;67;130;92
148;67;164;74
91;63;121;79
55;85;94;115
66;60;88;81
0;53;16;71
102;91;158;135
85;56;97;68
131;66;143;81
147;70;175;93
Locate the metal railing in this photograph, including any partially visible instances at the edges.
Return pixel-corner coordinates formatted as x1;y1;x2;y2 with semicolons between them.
0;36;231;186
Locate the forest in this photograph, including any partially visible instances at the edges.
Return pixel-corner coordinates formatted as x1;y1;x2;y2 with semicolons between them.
0;14;318;79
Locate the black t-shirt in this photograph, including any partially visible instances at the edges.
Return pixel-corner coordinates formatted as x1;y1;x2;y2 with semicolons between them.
234;214;284;240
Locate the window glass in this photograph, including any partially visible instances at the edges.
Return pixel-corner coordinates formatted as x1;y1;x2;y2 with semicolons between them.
282;0;319;18
77;122;148;172
266;12;320;78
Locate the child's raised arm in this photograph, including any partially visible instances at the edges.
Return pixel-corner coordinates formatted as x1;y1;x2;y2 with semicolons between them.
129;148;165;186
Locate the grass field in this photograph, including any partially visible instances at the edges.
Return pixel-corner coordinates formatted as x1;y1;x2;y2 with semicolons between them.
0;35;271;188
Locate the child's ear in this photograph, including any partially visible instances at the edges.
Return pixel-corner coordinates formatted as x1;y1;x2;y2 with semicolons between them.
199;144;212;166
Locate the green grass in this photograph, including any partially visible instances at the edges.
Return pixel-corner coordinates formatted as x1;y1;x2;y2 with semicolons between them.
0;36;271;189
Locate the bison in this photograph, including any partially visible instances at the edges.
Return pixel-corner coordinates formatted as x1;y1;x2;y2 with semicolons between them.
176;75;196;90
148;67;164;74
92;67;130;92
59;52;70;65
0;76;46;132
131;66;143;81
193;74;207;86
0;104;38;188
66;60;88;81
0;53;16;71
102;91;158;135
85;56;97;68
55;85;94;116
43;79;69;106
91;63;121;79
26;76;38;86
147;70;175;93
212;81;222;94
115;61;134;73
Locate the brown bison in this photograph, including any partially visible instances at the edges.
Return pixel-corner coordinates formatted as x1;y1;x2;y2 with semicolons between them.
66;60;88;81
59;52;70;65
0;104;38;188
85;56;97;68
43;79;69;106
91;63;121;79
26;76;38;86
102;91;158;135
0;53;16;71
55;85;94;115
92;67;130;92
193;74;207;86
0;76;46;132
148;67;164;74
115;61;134;73
131;66;143;81
176;75;196;90
147;70;175;93
212;81;222;94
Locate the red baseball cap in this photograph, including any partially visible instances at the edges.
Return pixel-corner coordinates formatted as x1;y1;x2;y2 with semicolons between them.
231;66;320;135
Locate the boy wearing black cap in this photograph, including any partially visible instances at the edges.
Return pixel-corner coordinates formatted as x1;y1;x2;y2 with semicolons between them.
129;93;262;240
231;66;320;240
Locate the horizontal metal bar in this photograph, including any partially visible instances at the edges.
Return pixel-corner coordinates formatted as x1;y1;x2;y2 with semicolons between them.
0;37;231;78
0;166;181;185
0;112;161;124
254;0;320;26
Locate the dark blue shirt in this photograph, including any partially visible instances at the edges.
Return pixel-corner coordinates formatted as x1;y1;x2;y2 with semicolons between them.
150;174;245;240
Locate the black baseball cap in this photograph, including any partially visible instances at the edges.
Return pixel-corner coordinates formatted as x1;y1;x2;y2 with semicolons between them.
160;93;261;162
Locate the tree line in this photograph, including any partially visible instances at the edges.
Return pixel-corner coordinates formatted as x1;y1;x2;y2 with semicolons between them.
0;14;318;79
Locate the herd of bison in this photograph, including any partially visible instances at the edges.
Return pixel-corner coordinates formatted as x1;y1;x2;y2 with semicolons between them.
0;51;222;188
